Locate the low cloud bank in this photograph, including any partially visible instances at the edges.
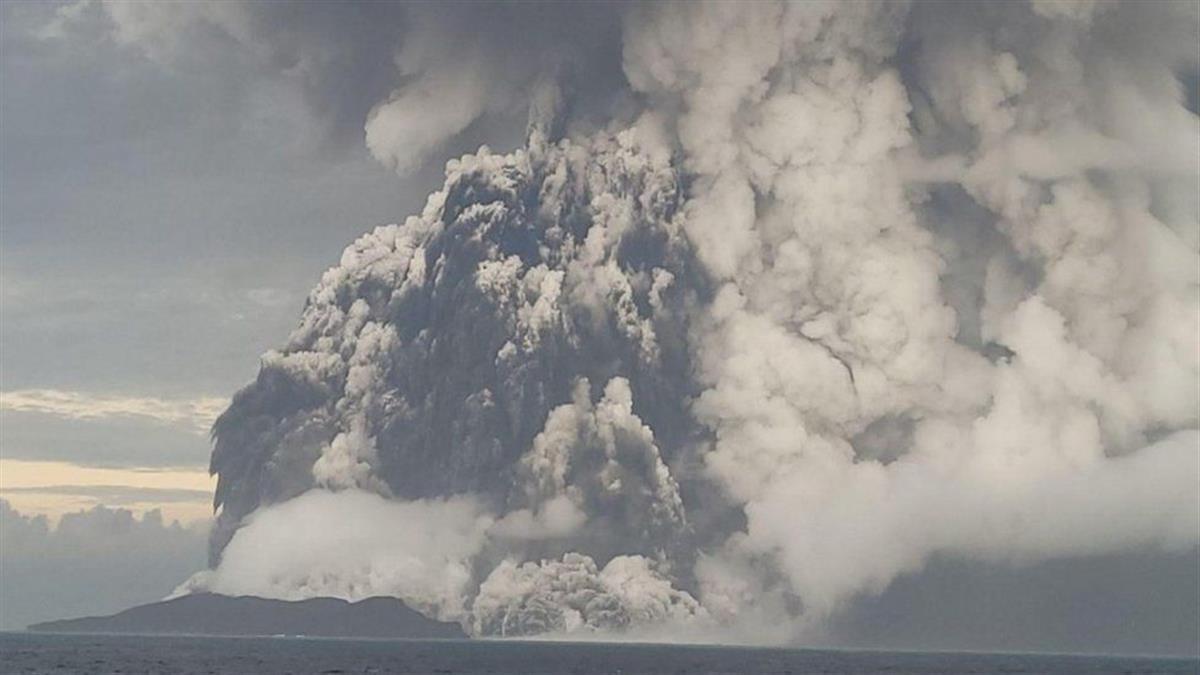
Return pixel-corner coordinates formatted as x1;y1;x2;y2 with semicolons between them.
0;500;207;630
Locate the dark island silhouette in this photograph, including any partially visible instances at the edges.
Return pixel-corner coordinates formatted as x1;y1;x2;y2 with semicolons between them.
27;593;466;639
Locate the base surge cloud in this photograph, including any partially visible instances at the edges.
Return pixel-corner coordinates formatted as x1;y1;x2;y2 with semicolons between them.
131;0;1200;640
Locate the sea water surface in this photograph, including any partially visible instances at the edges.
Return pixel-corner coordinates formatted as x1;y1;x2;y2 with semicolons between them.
1;632;1197;675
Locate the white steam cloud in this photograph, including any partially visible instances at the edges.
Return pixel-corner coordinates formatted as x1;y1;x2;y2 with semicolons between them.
175;489;492;621
473;553;706;637
81;0;1200;641
615;0;1200;625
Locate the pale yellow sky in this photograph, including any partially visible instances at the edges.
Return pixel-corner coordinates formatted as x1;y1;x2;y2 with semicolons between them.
0;459;215;524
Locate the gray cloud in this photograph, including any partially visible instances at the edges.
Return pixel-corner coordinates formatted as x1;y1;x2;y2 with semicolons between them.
0;499;207;630
1;1;434;400
0;389;225;433
0;409;213;468
31;1;625;168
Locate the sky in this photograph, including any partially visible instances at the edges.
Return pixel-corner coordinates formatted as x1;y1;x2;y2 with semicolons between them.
0;0;561;630
0;0;1197;655
0;0;473;628
0;0;522;515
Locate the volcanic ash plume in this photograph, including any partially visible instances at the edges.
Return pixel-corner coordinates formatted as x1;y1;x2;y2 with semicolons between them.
182;0;1199;639
192;127;711;630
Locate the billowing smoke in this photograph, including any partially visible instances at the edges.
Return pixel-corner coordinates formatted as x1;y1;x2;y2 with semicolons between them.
173;489;492;621
191;128;713;634
473;553;706;637
135;0;1198;639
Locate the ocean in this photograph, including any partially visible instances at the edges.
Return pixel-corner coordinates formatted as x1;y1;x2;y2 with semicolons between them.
1;633;1196;675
